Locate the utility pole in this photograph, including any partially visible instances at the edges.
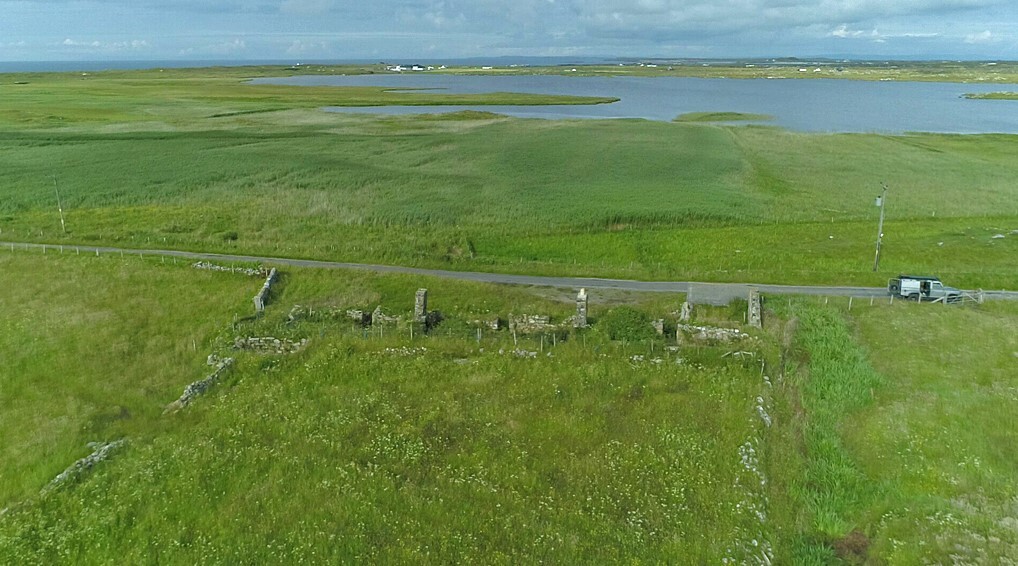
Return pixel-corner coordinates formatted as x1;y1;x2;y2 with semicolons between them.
53;175;67;234
872;182;888;272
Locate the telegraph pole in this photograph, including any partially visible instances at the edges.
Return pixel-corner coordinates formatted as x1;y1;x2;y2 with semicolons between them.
53;175;67;234
872;183;888;272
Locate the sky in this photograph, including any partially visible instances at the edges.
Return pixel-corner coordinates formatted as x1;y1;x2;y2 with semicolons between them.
1;0;1016;62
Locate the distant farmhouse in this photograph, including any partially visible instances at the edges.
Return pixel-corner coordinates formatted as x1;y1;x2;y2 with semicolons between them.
385;64;433;72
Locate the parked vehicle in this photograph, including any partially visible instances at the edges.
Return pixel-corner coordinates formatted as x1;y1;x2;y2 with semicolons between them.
887;275;962;302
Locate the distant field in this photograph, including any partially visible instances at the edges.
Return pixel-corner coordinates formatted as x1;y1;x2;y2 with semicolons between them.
1;115;1016;288
675;111;773;123
0;67;615;129
436;60;1018;84
964;92;1018;100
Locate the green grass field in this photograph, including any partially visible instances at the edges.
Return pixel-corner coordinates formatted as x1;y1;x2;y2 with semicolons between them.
3;250;1016;562
1;71;1016;288
675;111;773;123
2;65;1017;562
0;251;797;562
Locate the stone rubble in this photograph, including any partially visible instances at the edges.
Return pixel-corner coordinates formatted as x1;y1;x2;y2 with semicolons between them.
288;304;403;326
651;319;665;335
234;336;308;354
192;261;268;277
372;306;400;325
508;314;554;334
346;309;372;326
43;440;128;493
381;346;429;357
469;316;501;331
677;324;750;342
165;356;234;413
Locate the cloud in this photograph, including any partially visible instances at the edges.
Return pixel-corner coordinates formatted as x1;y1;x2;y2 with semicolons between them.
3;0;1015;60
61;38;150;50
964;30;996;43
829;25;876;39
178;38;247;56
284;39;328;54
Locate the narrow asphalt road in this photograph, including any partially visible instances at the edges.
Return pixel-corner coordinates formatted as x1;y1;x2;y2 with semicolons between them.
6;241;1017;301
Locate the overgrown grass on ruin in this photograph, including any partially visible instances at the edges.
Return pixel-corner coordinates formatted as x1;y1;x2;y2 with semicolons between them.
3;243;1017;562
0;251;789;563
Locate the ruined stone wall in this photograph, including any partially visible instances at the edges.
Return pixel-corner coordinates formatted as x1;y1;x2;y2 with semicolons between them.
192;261;268;277
253;268;278;313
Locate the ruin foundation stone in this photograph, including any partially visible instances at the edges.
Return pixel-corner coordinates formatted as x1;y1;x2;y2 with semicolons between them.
414;289;428;322
574;289;589;328
748;288;762;328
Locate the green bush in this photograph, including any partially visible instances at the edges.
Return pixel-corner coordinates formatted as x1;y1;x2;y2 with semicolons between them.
597;306;656;342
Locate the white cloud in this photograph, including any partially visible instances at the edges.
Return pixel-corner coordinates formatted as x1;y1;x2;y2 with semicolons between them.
61;38;149;50
830;25;868;38
284;39;327;55
964;30;996;43
178;38;247;56
3;0;1015;59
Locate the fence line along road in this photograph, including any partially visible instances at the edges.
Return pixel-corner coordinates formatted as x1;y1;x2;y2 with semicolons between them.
5;241;1017;301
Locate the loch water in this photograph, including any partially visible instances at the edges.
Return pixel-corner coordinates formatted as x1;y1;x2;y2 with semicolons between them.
255;74;1018;134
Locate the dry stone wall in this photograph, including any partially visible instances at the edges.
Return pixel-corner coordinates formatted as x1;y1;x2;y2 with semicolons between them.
253;268;278;313
677;324;750;342
509;314;554;334
192;261;268;277
234;336;308;354
43;440;127;493
165;356;234;413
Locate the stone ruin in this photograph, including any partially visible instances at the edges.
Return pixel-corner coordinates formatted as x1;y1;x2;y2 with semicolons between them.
43;440;128;494
748;288;762;328
253;268;278;313
372;306;400;325
677;324;750;343
192;261;268;278
165;356;234;413
414;289;428;322
286;304;401;326
469;316;501;331
287;304;339;323
652;319;666;335
410;288;444;331
574;288;589;328
509;314;554;334
234;336;308;354
679;301;693;322
346;309;372;326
